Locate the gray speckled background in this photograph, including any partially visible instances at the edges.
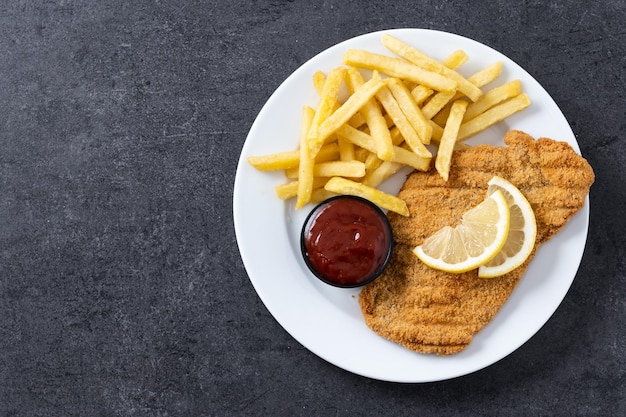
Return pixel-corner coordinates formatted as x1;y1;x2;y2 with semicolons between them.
0;1;623;416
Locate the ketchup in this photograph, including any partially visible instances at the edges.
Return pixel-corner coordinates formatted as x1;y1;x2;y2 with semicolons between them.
301;196;393;287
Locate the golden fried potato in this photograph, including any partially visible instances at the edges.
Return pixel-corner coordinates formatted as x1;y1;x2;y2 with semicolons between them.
458;94;531;141
324;177;410;216
436;99;469;181
248;34;531;215
343;49;457;92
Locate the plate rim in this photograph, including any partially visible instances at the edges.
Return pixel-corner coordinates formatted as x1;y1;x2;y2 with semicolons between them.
233;28;590;382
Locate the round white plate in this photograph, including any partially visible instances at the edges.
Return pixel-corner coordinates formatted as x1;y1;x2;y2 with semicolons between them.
233;28;589;382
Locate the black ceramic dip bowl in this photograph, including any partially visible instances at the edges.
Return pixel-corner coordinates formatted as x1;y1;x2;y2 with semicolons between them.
300;195;394;288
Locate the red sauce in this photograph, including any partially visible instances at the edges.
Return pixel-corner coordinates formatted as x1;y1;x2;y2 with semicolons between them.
301;196;393;287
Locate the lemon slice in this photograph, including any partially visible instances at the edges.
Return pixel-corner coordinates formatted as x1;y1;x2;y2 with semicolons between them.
478;176;537;278
413;190;510;273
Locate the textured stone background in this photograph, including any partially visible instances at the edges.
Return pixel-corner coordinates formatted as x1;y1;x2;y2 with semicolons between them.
0;1;623;416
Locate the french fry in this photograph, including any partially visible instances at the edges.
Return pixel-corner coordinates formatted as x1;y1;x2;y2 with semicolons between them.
283;167;299;179
314;143;341;163
295;106;317;209
442;49;469;69
362;161;403;188
313;160;366;178
336;124;379;154
411;49;474;123
275;177;330;200
383;112;395;128
248;142;340;173
409;49;467;106
385;78;433;144
363;152;383;172
436;100;468;181
311;188;338;204
345;68;394;161
324;177;410;216
275;181;298;200
247;151;300;171
468;61;503;88
429;120;444;142
410;85;434;106
391;145;431;171
431;103;452;127
382;34;482;102
314;70;370;129
458;93;531;141
281;141;350;179
348;112;366;129
354;147;370;163
337;136;355;161
389;126;405;146
421;90;457;120
376;86;432;158
307;67;346;157
463;80;522;121
343;49;457;92
316;72;385;146
312;70;326;96
402;80;417;90
314;70;366;129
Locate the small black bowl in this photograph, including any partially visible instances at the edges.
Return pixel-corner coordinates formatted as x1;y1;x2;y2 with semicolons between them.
300;195;394;288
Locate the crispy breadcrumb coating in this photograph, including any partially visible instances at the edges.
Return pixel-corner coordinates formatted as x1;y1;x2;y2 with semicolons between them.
359;130;595;355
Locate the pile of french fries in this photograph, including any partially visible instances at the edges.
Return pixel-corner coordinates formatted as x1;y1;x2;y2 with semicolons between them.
248;34;530;216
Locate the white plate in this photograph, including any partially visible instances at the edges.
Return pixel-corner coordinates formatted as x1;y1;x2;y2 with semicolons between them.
233;29;589;382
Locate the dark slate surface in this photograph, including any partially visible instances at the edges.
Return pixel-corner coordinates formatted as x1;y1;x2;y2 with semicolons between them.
0;1;623;416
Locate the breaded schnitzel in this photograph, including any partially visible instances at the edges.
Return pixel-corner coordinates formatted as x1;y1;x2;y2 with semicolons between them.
359;130;595;355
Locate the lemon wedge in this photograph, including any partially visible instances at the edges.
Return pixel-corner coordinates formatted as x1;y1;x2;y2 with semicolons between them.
413;190;510;274
478;176;537;278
